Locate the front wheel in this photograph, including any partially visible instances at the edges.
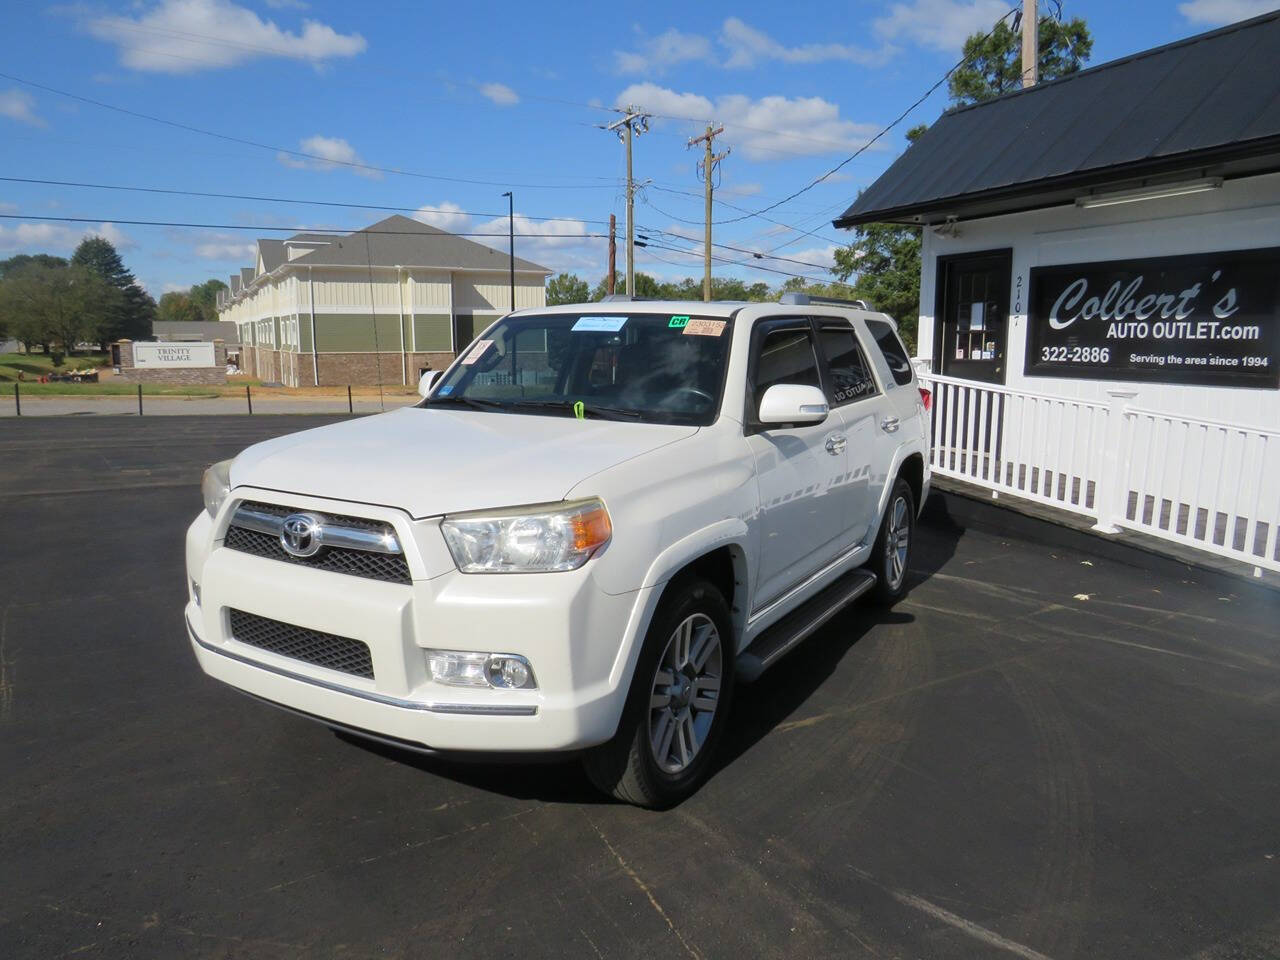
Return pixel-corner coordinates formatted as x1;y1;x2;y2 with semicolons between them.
583;577;734;808
867;478;914;604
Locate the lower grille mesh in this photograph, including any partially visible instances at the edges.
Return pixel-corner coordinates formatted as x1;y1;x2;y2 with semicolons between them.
228;608;374;679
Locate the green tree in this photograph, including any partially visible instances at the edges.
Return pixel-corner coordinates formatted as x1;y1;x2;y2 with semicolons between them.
157;291;204;324
188;278;228;321
949;16;1092;105
546;272;590;305
831;124;931;351
71;235;155;348
833;225;922;350
1;253;67;280
0;262;119;358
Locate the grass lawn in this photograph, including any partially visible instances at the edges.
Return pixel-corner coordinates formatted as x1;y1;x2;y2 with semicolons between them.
0;351;112;381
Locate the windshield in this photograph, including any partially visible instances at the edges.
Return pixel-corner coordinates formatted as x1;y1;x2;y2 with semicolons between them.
426;312;733;426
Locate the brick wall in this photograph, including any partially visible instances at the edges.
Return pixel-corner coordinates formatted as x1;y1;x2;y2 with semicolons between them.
117;340;227;385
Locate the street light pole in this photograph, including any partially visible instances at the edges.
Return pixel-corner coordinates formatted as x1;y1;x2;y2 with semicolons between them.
502;191;514;312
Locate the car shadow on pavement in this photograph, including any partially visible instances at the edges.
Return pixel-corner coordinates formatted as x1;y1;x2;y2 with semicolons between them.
341;502;964;805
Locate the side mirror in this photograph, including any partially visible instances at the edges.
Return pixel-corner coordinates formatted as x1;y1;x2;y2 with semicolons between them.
418;369;441;399
757;383;829;426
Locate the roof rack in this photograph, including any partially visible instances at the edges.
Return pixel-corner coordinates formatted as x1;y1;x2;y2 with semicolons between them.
778;292;872;310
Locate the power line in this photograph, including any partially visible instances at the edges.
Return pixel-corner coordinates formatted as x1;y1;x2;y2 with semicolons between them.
0;71;624;191
643;186;843;247
0;176;614;226
0;213;607;239
638;239;829;281
710;6;1020;225
637;227;833;271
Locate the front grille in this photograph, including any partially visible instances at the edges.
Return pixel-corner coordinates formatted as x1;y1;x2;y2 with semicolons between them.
228;608;374;679
223;501;411;584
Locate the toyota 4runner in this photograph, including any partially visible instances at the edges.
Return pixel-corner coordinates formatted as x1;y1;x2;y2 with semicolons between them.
185;295;931;807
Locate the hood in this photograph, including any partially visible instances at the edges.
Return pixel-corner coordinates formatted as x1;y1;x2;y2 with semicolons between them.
230;406;698;518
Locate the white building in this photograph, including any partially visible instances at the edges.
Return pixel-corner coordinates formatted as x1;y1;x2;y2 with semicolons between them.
216;215;551;386
836;12;1280;577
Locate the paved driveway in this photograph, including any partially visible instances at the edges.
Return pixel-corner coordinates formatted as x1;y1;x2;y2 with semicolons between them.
1;417;1277;959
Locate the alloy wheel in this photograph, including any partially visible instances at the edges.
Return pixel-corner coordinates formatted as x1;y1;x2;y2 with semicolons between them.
648;613;723;774
885;495;910;591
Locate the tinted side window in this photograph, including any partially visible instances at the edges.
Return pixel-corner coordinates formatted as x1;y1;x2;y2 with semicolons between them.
752;327;821;415
818;326;878;406
866;319;913;386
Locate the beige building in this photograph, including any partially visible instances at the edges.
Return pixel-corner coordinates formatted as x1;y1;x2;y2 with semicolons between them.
217;215;551;386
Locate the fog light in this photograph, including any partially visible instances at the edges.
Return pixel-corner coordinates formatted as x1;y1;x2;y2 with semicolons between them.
425;650;536;690
190;579;201;606
488;656;533;689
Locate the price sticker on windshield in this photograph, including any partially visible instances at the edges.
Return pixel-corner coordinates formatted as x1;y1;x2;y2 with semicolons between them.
461;339;494;364
572;316;628;332
682;318;726;337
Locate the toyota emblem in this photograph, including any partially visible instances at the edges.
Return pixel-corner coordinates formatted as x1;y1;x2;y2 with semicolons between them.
280;512;324;558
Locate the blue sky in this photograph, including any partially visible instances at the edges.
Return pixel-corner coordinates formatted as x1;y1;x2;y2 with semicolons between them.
2;0;1276;297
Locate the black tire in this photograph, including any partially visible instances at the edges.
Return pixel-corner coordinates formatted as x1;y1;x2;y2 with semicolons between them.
583;577;735;808
867;477;915;604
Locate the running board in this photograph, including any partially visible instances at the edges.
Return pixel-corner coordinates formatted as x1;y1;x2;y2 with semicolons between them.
736;569;877;682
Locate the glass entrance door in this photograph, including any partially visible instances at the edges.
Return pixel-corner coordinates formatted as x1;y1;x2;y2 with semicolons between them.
936;251;1011;385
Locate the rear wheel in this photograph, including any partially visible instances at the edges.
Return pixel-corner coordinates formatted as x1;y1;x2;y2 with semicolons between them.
867;477;914;604
583;577;734;808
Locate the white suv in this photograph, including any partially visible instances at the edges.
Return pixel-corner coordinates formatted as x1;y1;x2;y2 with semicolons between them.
185;296;930;807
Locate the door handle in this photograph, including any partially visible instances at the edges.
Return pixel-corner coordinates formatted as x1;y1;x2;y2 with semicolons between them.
824;435;846;455
880;417;900;433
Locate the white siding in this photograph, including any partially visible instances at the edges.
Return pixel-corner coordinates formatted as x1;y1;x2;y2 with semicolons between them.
452;272;547;312
916;170;1280;430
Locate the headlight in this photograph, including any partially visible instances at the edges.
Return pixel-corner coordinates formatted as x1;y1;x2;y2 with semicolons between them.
201;459;233;519
441;498;611;573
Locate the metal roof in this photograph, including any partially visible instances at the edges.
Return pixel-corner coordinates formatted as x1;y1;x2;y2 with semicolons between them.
278;215;552;273
834;11;1280;228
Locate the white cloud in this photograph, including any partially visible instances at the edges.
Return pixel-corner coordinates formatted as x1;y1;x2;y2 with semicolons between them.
265;0;309;8
479;82;519;106
1178;0;1280;24
615;26;713;74
278;135;380;178
720;18;889;68
0;221;134;253
85;0;366;74
616;83;883;161
0;202;18;214
0;89;45;127
615;19;888;73
723;182;763;197
874;0;1012;53
779;245;839;271
193;235;257;260
413;202;471;233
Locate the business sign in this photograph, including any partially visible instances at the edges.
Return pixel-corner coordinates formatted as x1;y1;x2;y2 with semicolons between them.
1025;247;1280;388
133;342;216;368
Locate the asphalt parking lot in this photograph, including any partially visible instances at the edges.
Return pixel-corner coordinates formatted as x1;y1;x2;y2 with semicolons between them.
2;416;1278;960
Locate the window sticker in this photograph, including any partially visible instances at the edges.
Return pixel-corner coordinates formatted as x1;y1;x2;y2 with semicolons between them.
669;315;690;328
437;384;454;395
572;316;628;332
461;339;494;365
682;318;727;337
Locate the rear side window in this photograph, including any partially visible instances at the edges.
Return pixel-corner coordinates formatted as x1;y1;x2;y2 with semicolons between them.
817;325;878;406
752;326;821;414
866;319;913;386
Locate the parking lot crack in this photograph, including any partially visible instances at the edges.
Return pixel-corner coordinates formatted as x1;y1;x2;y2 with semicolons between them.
587;816;703;960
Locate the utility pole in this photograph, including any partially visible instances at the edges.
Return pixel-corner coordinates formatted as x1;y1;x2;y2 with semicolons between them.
604;105;650;296
688;124;729;302
1021;0;1038;88
501;191;514;311
607;213;616;295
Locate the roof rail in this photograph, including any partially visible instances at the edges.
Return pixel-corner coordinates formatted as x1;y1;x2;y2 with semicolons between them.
779;292;873;310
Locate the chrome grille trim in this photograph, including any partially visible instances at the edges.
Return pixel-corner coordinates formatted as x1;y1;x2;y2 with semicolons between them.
223;500;412;584
230;502;402;554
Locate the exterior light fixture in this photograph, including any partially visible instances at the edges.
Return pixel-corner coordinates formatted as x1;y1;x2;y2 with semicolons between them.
1076;178;1223;209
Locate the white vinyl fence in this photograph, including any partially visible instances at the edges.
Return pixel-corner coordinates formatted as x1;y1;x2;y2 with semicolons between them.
919;371;1280;576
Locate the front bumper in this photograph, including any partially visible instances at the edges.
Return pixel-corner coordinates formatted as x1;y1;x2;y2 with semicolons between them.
185;494;653;754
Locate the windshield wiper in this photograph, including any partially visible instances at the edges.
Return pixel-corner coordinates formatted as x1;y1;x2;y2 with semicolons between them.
426;395;506;411
506;399;644;421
